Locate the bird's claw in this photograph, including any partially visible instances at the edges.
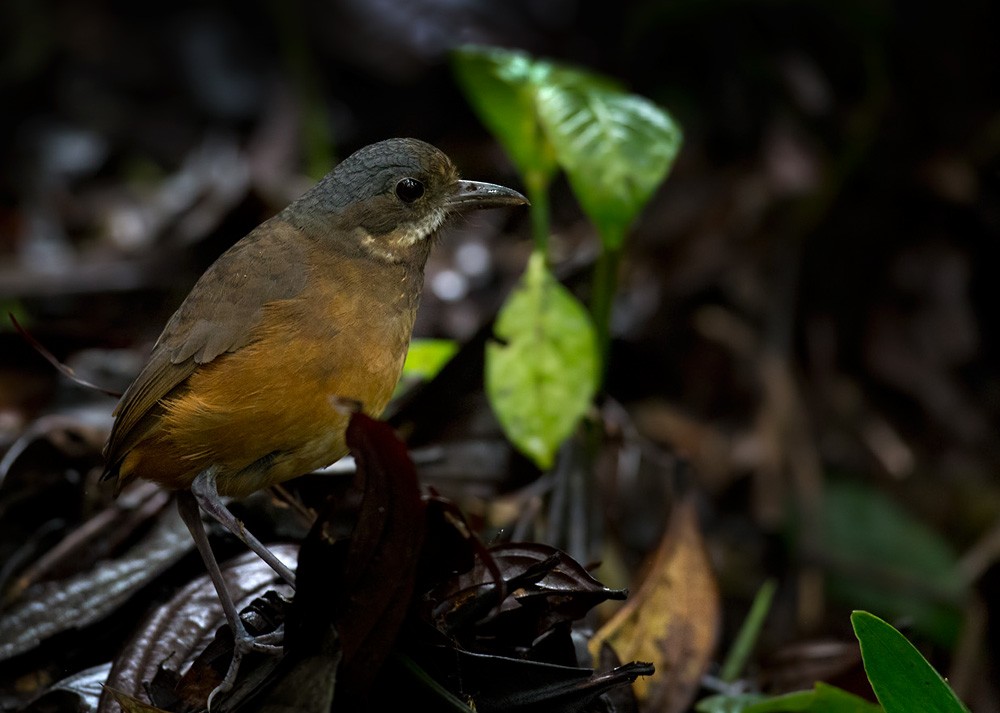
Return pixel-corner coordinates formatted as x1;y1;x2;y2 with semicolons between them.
206;622;285;711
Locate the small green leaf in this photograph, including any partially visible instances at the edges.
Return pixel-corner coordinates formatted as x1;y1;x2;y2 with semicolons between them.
486;251;599;469
719;579;778;682
3;303;30;332
697;693;768;713
534;75;682;248
852;611;969;713
699;684;881;713
809;683;884;713
453;45;682;252
402;339;458;381
451;45;560;191
810;481;966;646
746;683;882;713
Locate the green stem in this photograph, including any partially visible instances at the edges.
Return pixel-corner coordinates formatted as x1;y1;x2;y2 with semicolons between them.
524;171;551;253
589;234;624;377
719;578;778;682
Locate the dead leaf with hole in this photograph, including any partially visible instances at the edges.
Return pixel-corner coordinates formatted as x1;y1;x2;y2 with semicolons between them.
588;496;720;713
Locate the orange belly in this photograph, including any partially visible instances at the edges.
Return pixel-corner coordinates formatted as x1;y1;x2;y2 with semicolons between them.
118;298;412;497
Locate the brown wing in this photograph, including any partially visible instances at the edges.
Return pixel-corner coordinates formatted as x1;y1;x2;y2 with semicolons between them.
103;217;310;478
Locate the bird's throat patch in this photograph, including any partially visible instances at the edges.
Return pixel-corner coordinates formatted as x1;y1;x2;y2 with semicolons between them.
358;207;446;263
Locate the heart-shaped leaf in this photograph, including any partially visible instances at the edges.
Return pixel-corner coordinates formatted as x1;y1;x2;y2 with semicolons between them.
451;45;560;194
453;45;681;250
535;77;682;248
485;251;599;469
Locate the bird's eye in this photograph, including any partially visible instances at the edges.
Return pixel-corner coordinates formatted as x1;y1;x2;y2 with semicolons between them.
394;177;425;204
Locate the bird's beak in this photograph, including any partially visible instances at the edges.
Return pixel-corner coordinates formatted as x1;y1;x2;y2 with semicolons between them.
447;180;529;211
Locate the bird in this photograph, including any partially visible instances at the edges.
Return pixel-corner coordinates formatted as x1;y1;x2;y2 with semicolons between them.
101;137;528;705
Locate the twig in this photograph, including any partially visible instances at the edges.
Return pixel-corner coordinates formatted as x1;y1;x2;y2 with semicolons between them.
9;313;121;398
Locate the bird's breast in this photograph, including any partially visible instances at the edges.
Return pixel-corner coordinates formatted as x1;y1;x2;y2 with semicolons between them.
145;252;426;496
255;254;422;422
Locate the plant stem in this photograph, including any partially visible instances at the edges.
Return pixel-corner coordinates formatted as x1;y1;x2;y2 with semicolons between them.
524;171;551;253
589;235;623;376
719;578;778;682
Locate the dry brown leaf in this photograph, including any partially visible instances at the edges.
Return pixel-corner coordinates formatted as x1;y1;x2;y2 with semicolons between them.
588;495;720;713
103;687;172;713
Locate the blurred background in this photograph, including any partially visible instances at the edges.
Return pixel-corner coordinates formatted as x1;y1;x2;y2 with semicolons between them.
1;0;998;709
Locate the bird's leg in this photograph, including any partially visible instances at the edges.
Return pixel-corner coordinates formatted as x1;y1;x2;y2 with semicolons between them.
189;467;297;588
176;488;283;708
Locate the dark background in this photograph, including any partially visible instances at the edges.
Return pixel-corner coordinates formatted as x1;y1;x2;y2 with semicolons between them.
1;0;998;709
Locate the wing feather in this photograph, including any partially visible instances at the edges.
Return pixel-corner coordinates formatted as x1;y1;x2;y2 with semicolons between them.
103;218;311;477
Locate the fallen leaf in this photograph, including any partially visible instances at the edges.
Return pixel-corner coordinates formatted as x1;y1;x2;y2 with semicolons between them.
0;500;190;663
588;495;720;713
20;663;110;713
314;412;427;697
104;687;172;713
98;545;296;712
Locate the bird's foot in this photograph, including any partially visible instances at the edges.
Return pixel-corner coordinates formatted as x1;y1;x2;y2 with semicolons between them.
206;621;285;711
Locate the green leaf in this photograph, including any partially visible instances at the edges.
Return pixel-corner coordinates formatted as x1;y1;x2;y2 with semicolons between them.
402;339;458;381
851;611;969;713
452;45;682;251
699;683;881;713
534;74;682;248
808;481;966;647
745;683;882;713
697;693;768;713
451;45;560;191
2;303;30;332
719;579;778;682
485;251;599;469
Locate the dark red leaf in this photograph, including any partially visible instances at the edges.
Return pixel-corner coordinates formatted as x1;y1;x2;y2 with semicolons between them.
284;412;426;701
425;542;626;649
